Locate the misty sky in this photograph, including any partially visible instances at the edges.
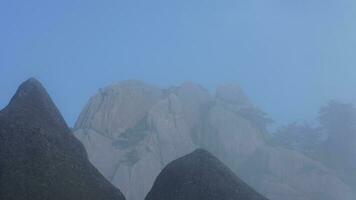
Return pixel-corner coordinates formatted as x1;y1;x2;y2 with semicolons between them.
1;0;356;127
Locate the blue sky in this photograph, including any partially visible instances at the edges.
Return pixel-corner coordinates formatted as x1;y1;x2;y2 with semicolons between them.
1;0;356;127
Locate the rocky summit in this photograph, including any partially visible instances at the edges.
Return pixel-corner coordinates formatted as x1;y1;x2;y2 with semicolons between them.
0;78;125;200
74;80;356;200
145;149;269;200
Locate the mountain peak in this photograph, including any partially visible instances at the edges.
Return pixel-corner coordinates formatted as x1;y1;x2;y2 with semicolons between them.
9;78;50;106
16;77;45;94
189;148;213;158
3;78;67;129
0;78;126;200
145;149;269;200
23;77;42;86
216;84;252;108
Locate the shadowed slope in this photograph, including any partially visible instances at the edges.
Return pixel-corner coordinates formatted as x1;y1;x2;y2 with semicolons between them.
145;149;269;200
0;78;125;200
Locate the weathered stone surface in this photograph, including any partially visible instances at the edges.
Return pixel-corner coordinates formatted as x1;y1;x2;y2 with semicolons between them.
75;80;356;200
75;80;162;139
240;146;356;200
201;103;265;168
145;149;269;200
0;78;125;200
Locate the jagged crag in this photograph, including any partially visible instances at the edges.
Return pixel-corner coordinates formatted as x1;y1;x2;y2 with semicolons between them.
75;80;356;200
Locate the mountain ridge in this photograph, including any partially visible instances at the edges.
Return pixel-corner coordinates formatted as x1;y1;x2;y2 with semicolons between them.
75;80;356;200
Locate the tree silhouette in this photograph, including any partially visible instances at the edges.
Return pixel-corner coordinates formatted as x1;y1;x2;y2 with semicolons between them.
272;122;321;154
318;100;356;170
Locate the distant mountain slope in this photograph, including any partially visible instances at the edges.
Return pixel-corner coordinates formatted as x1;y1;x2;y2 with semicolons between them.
145;149;268;200
74;80;356;200
0;78;125;200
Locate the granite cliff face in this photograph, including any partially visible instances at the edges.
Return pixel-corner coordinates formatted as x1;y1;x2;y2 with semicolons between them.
75;81;199;200
74;80;356;200
0;78;125;200
145;149;269;200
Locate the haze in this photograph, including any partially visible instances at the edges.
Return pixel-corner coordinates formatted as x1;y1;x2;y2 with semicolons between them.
1;0;356;127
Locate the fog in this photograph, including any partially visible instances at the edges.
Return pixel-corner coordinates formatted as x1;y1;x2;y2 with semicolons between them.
1;1;356;200
2;0;356;126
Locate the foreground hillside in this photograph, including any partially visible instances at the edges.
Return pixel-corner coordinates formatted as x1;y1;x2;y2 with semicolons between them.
145;149;268;200
0;78;125;200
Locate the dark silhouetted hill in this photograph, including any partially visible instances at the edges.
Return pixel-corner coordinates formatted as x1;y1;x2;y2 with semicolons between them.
145;149;269;200
0;78;125;200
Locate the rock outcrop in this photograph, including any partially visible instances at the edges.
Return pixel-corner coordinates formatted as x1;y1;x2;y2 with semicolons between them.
0;78;125;200
74;80;356;200
75;81;206;200
145;149;269;200
240;146;356;200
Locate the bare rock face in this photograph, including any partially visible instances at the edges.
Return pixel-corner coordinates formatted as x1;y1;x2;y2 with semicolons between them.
215;84;253;111
0;78;125;200
74;81;210;200
75;80;163;139
173;82;212;130
240;146;356;200
201;103;265;168
145;149;269;200
74;80;356;200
